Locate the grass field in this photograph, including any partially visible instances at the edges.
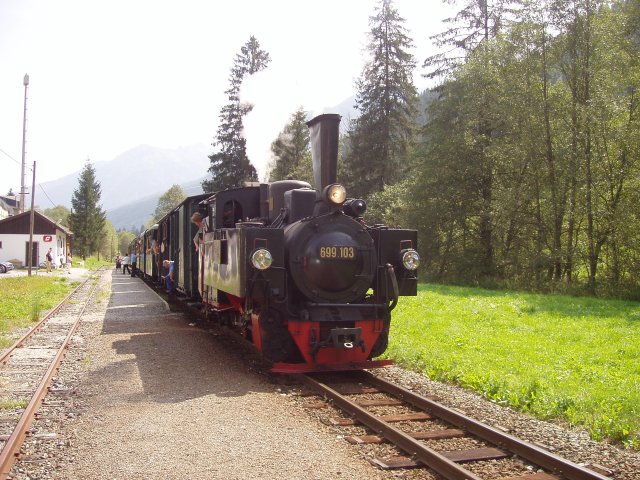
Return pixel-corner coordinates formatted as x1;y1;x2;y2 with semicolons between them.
0;276;76;348
385;283;640;449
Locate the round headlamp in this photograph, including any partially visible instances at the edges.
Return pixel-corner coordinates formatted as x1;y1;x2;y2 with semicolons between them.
324;184;347;205
401;249;420;271
251;248;273;270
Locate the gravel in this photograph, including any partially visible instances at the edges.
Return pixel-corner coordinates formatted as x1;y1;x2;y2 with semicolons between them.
10;269;640;479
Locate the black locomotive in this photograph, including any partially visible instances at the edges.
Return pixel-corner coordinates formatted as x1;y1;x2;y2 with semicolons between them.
135;114;419;372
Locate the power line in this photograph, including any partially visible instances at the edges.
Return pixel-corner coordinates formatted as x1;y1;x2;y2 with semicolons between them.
0;148;58;208
37;183;58;208
0;146;34;171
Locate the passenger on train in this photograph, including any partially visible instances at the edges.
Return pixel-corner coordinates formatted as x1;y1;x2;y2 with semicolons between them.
162;259;175;294
190;212;209;252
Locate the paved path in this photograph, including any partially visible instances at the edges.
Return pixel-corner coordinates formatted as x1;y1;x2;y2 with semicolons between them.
52;270;387;480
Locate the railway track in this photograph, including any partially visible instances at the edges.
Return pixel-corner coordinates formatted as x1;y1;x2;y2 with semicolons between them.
299;371;611;480
0;269;104;478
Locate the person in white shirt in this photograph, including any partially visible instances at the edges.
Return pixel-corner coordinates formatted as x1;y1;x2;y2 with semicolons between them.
122;255;130;274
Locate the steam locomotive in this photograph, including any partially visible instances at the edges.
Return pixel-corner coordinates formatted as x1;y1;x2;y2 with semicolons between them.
135;114;419;373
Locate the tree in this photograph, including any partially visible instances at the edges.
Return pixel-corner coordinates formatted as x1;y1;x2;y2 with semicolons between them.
68;160;106;259
42;205;71;227
153;184;187;222
424;0;516;80
98;220;118;261
408;0;640;294
203;36;271;192
420;0;515;279
343;0;419;200
118;230;136;255
268;107;313;184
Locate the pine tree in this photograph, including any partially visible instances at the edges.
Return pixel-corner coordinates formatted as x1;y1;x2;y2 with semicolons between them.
423;0;514;80
268;107;312;184
68;160;106;259
203;36;271;192
344;0;418;200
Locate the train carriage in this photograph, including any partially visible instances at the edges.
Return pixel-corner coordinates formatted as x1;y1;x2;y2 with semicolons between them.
174;193;209;299
141;224;159;281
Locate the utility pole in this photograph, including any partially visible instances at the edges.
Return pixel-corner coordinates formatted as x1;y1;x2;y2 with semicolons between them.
20;73;30;213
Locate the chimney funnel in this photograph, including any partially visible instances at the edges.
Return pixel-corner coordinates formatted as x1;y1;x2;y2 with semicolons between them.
306;114;341;195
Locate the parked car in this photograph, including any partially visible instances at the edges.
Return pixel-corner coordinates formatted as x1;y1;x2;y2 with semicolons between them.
0;262;14;274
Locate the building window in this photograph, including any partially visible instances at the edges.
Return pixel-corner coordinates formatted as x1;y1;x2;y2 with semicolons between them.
0;241;3;248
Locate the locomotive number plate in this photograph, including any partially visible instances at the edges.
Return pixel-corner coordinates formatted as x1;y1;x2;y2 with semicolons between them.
319;246;355;259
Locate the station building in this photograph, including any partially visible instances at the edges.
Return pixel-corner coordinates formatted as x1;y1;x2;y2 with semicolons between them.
0;211;72;268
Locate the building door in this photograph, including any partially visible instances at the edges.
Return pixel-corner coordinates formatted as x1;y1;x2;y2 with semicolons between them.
25;241;38;268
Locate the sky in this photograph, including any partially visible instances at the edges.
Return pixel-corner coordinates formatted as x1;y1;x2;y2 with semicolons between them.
0;0;456;203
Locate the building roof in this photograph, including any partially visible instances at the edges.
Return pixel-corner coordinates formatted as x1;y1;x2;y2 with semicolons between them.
0;195;18;207
0;210;73;236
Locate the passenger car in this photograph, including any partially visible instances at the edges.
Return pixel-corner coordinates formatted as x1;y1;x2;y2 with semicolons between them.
0;262;14;274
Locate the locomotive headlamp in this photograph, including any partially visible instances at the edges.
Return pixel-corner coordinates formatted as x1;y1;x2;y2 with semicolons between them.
324;184;347;205
401;249;420;271
343;198;367;217
251;248;273;270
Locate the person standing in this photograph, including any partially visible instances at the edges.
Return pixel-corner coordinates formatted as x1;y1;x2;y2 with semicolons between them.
115;254;122;273
45;248;54;273
130;250;138;277
66;252;72;274
122;254;130;275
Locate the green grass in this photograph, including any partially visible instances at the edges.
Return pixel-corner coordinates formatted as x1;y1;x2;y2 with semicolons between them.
0;398;28;410
385;283;640;448
0;276;76;347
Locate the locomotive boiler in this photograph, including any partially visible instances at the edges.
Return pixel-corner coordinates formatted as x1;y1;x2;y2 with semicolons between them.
198;113;419;372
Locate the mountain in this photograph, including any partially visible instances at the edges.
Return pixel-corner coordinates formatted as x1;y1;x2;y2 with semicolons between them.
107;176;206;230
39;144;211;211
37;96;364;231
324;95;357;125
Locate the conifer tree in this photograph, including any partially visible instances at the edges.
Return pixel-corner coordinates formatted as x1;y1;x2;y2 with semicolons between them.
268;108;312;184
344;0;418;200
423;0;514;79
203;36;271;192
68;160;106;259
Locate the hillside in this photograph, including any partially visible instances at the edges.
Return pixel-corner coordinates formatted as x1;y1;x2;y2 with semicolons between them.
39;144;211;211
107;177;206;230
34;93;403;231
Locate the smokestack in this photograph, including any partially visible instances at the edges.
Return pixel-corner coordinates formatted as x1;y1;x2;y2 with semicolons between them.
306;113;341;195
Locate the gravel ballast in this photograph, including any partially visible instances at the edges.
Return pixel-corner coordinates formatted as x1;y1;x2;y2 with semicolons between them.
11;270;640;479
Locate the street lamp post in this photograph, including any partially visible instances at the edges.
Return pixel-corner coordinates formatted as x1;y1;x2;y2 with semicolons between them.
20;73;30;213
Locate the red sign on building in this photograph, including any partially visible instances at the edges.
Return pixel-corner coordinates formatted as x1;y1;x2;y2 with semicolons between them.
43;235;53;242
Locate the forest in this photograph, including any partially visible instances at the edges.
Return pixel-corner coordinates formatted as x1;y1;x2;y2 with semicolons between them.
45;1;640;294
246;0;639;298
